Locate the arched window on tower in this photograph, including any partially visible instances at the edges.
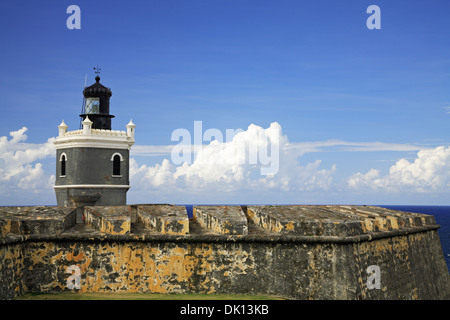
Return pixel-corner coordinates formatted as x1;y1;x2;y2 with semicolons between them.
113;154;121;176
60;154;67;177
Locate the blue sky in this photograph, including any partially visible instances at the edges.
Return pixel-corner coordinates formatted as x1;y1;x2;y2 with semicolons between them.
1;0;450;206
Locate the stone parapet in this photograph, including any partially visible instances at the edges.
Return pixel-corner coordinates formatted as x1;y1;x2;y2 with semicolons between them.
0;204;440;240
193;206;248;235
0;206;76;236
84;206;131;235
137;205;189;235
245;205;438;237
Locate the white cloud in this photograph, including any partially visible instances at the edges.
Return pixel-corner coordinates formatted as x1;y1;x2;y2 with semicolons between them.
1;124;448;206
130;122;337;200
284;140;423;154
134;139;423;157
348;146;450;193
0;127;55;199
129;122;428;202
131;145;174;157
444;106;450;114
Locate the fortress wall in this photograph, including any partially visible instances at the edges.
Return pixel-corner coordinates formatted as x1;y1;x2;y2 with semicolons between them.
0;241;26;300
0;205;449;300
0;230;447;300
351;230;450;299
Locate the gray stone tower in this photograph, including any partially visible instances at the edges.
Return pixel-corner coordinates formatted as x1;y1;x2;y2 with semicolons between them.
53;75;135;209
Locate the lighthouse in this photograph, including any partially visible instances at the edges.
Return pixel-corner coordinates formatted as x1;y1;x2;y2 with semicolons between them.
53;71;135;209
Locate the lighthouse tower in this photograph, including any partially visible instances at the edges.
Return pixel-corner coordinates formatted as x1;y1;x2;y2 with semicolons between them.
53;72;135;209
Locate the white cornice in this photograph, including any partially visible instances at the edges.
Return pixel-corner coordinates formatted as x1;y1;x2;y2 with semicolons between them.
53;134;135;150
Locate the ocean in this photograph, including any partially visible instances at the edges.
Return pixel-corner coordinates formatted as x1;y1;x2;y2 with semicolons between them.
185;204;450;273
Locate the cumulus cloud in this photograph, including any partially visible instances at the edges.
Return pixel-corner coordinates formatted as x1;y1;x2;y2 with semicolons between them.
348;146;450;193
130;122;336;197
2;124;447;205
0;127;55;198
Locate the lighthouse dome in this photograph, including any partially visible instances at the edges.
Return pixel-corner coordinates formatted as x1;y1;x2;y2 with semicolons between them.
83;76;112;98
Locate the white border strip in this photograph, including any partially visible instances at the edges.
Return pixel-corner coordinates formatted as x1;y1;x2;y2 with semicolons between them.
54;185;130;189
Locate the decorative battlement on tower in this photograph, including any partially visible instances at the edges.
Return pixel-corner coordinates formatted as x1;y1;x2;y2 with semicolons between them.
63;129;129;137
54;117;135;150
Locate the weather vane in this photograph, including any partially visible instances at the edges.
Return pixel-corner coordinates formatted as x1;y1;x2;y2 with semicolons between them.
94;66;101;76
